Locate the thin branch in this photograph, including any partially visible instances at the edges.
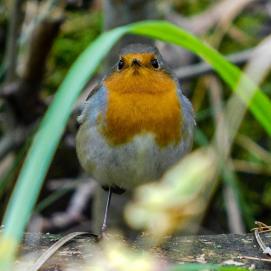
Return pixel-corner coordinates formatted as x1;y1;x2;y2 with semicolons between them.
175;48;252;81
0;126;31;161
29;232;93;271
4;0;26;81
223;175;246;233
28;181;97;233
1;15;64;124
209;77;245;234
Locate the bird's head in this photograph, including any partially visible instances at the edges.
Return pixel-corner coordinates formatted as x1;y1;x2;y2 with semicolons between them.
117;44;163;73
104;43;176;94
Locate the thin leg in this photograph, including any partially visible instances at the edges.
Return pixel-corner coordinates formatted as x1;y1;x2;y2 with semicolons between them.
101;187;112;233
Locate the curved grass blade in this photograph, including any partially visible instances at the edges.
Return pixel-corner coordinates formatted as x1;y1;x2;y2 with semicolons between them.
0;26;128;269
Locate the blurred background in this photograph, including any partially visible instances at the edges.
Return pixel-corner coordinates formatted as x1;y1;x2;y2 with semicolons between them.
0;0;270;239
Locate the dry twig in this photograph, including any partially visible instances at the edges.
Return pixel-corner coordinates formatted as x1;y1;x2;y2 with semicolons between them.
252;221;271;257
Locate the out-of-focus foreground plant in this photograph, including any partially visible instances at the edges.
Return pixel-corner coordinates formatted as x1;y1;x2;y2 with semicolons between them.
0;21;271;269
126;35;271;240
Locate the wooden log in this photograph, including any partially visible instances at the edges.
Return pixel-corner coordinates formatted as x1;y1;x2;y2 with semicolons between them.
15;232;271;270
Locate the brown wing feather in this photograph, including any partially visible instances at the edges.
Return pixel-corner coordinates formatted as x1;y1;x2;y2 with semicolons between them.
85;84;100;101
77;84;101;126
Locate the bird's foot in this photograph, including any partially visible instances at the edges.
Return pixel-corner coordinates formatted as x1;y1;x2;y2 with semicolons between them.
97;227;111;242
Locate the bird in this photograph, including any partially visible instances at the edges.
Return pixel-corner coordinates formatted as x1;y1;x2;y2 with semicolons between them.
75;43;195;236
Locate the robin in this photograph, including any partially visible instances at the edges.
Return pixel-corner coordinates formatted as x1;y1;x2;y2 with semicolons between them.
76;43;195;235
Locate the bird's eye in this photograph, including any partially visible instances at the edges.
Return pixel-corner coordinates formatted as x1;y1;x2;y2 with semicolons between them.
118;59;125;70
151;58;159;69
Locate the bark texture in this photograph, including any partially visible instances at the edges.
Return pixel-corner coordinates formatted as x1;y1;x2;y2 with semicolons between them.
17;232;271;270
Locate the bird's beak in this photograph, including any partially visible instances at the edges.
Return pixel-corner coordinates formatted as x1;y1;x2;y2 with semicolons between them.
131;59;141;67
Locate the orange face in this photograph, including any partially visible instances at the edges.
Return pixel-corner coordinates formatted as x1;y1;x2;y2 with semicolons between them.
105;53;173;94
103;52;183;147
117;52;160;73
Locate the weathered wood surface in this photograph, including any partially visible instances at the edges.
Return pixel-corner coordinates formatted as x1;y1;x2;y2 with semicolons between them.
16;232;271;270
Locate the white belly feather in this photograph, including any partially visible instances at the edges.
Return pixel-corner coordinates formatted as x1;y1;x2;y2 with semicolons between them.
76;122;189;190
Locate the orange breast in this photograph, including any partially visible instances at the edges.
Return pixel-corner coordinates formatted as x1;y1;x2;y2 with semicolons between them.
103;68;182;147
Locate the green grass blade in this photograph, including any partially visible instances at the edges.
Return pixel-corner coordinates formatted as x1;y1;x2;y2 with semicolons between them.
129;21;271;135
0;26;127;268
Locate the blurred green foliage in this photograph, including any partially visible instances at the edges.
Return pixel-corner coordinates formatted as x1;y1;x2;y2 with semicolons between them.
171;0;217;15
45;11;102;92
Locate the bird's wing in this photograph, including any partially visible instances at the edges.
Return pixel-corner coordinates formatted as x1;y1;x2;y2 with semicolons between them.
85;83;101;102
177;86;196;151
77;84;107;126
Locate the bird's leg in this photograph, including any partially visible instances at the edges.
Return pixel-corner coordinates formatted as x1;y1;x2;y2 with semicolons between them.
101;187;112;234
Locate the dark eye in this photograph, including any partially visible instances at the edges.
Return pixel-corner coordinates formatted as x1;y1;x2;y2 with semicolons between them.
151;58;159;69
118;59;125;70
